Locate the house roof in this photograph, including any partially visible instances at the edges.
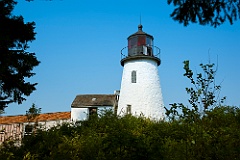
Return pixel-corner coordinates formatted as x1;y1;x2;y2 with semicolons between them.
71;94;116;108
0;112;71;124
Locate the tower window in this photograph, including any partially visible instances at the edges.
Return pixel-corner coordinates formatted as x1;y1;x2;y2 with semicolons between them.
126;105;131;114
131;71;137;83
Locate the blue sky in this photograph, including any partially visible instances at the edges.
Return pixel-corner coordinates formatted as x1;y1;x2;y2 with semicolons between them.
4;0;240;115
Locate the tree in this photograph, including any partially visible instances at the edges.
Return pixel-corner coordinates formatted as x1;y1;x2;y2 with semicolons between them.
0;0;40;110
164;60;240;160
165;60;226;121
167;0;240;27
26;103;41;122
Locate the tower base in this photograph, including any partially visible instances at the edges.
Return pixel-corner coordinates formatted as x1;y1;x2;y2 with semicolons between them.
117;58;165;120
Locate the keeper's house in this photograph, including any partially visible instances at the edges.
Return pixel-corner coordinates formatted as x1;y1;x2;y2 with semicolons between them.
71;93;119;121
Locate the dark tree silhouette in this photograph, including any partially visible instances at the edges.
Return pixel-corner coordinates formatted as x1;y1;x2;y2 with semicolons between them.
168;0;240;27
0;0;40;110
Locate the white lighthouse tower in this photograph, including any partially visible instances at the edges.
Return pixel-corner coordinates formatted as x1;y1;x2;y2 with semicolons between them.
117;25;165;120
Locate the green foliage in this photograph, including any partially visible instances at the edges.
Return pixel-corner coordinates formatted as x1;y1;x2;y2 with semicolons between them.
0;109;4;115
166;60;225;122
167;0;240;27
0;0;40;110
0;107;239;160
26;103;41;122
164;60;240;159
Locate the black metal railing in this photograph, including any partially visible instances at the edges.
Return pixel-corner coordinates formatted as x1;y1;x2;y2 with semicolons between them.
121;45;161;60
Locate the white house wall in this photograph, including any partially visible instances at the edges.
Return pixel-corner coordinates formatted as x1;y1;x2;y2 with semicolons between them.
71;108;88;121
71;107;113;121
96;106;113;116
24;119;71;131
0;123;23;145
0;119;70;145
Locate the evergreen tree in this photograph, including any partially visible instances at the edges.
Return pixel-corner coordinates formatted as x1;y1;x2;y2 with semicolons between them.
0;0;40;110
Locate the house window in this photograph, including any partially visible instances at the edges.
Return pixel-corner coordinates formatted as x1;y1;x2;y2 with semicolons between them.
24;125;33;136
126;105;131;114
89;108;97;116
131;71;137;83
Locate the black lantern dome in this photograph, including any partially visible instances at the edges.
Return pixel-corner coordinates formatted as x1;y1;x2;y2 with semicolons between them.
120;25;161;66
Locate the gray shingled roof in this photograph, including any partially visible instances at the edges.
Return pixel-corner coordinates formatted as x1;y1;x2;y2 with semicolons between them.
71;94;116;108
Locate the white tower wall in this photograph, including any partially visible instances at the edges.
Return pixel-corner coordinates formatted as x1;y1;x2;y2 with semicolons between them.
118;58;165;120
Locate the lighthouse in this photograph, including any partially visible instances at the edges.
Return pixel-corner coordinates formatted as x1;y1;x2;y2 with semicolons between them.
117;24;165;120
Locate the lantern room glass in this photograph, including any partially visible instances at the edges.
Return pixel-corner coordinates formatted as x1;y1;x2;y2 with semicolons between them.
128;35;153;56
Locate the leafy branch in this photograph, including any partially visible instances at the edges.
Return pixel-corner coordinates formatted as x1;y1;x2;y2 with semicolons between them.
168;0;240;27
166;60;226;122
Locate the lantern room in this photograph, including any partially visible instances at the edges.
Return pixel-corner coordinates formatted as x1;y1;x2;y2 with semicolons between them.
120;24;161;66
127;24;154;56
